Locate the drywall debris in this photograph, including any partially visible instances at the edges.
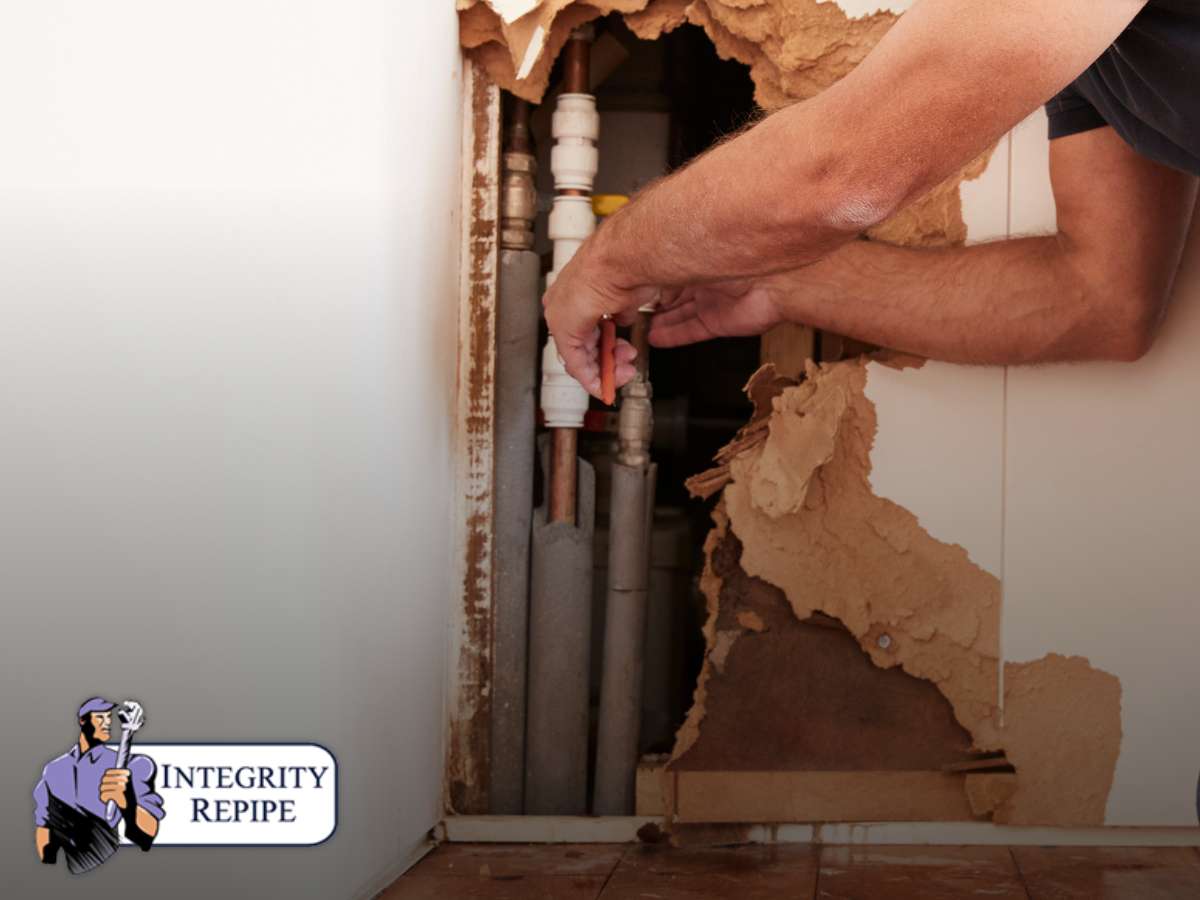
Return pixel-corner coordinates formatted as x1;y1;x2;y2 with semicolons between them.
677;357;1122;825
999;654;1122;825
457;0;988;249
964;772;1018;819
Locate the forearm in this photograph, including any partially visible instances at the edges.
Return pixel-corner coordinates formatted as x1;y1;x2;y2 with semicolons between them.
594;106;862;291
775;236;1146;365
590;0;1142;296
134;806;159;840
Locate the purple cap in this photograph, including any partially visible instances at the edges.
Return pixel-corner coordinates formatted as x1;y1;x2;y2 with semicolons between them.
77;697;116;718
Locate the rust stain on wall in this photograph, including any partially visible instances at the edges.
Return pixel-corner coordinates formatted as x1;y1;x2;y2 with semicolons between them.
447;67;501;815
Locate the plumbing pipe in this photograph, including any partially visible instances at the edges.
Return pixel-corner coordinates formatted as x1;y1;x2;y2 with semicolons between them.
542;27;597;523
525;27;598;815
490;106;541;813
593;297;658;815
526;436;596;814
592;457;656;815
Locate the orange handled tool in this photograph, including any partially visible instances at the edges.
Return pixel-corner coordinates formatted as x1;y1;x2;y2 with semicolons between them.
599;317;617;406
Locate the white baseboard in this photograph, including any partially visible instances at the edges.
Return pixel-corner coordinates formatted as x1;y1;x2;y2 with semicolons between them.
440;816;1200;848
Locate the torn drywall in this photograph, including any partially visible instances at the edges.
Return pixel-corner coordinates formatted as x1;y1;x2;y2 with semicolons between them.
458;0;989;248
458;0;1122;828
676;360;1122;826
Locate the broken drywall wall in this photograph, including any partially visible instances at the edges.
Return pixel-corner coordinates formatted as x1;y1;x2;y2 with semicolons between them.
458;0;990;248
677;361;1122;826
459;0;1122;827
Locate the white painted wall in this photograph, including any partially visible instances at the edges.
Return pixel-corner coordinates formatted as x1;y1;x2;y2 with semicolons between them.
0;2;461;896
1003;114;1200;827
869;106;1200;827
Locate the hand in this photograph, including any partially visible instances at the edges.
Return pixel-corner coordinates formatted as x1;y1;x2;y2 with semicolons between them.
542;245;645;399
648;278;787;348
99;768;130;810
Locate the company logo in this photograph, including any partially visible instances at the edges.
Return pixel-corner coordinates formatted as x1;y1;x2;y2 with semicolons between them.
34;697;337;876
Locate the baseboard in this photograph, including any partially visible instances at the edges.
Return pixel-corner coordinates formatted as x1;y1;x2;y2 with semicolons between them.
440;815;1200;848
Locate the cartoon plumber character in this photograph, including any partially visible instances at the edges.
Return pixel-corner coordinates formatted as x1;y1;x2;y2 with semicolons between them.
34;697;164;874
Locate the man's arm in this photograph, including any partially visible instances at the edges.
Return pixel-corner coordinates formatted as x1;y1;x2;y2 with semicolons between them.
650;127;1198;363
100;761;162;848
544;0;1145;392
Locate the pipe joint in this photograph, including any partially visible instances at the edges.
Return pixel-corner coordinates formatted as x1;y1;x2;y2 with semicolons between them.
617;379;654;468
541;336;590;428
551;94;599;190
501;151;538;251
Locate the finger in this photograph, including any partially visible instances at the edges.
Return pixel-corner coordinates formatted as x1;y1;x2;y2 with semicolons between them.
614;361;637;387
614;341;637;365
650;299;705;329
648;309;716;348
614;307;639;327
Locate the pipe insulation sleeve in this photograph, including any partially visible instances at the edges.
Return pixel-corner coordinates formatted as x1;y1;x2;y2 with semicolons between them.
593;461;658;815
527;438;596;815
541;337;590;428
490;249;542;815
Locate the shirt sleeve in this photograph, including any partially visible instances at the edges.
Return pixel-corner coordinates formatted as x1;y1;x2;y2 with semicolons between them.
1045;80;1108;140
33;775;49;827
128;755;165;821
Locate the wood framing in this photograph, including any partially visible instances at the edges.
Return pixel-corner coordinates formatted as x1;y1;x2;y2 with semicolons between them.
446;57;501;815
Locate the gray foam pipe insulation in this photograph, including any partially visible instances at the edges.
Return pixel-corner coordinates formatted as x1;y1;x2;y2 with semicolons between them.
526;438;596;815
489;248;541;815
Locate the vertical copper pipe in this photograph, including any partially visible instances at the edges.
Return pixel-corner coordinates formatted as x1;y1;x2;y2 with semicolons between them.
506;98;532;154
547;29;592;526
630;313;651;379
549;428;578;523
563;35;590;94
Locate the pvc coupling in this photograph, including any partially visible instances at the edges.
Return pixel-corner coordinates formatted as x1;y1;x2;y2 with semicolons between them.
541;336;590;429
548;195;595;275
551;94;599;191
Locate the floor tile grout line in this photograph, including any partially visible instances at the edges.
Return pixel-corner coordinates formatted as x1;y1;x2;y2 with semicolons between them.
1008;846;1035;900
594;844;630;898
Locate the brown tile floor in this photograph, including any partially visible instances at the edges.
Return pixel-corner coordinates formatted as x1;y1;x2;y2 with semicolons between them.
379;842;1200;900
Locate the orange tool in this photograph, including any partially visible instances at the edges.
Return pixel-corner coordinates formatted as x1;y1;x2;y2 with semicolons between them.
599;317;617;406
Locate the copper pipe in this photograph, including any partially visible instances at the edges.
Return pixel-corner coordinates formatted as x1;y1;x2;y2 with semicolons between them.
549;428;578;523
629;313;651;379
563;34;590;94
506;98;533;154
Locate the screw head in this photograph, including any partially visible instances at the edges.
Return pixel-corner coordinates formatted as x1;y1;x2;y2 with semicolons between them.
877;634;892;650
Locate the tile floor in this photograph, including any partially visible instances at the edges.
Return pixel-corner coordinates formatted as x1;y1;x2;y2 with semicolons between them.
379;842;1200;899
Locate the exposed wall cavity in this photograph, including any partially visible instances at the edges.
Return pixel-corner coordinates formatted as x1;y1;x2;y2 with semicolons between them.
681;361;1122;826
456;0;1124;827
457;0;989;247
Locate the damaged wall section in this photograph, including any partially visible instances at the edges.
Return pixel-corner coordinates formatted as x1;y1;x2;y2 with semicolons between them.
678;361;1121;826
457;0;1124;827
458;0;990;248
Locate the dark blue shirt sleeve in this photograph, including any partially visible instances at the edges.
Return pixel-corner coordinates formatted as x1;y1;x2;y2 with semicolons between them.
1046;81;1108;140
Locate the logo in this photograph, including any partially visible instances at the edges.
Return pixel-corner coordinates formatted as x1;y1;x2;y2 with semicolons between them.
34;697;337;876
34;698;161;874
